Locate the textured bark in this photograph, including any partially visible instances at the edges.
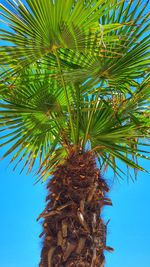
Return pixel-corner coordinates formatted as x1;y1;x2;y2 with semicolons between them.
39;150;113;267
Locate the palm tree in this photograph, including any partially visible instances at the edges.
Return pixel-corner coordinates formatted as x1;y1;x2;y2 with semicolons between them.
0;0;149;266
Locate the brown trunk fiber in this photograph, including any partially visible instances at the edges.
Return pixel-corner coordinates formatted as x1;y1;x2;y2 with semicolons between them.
39;150;113;267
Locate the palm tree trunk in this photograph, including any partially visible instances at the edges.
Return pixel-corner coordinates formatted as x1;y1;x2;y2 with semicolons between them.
39;150;113;267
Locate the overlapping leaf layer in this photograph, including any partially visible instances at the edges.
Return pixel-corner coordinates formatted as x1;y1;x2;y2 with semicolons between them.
0;0;150;180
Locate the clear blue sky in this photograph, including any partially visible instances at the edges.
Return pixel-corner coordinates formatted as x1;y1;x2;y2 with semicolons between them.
0;1;150;267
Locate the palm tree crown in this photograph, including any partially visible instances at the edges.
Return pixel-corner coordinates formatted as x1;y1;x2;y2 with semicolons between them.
0;0;149;181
